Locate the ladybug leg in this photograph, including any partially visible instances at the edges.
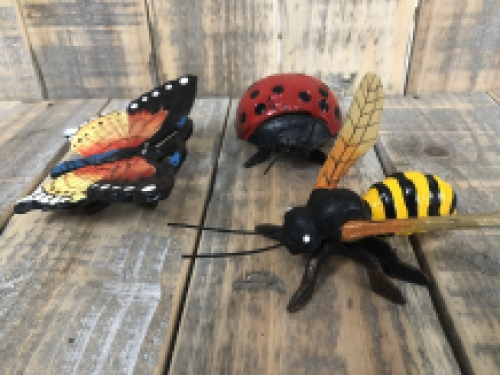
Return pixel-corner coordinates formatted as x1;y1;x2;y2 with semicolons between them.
308;149;328;164
243;148;272;168
287;240;334;313
359;237;429;286
341;242;406;304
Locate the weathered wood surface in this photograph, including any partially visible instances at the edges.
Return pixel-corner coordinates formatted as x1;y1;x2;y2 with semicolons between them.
280;0;416;95
407;0;500;93
0;0;43;99
376;93;500;374
0;98;230;374
18;0;155;99
169;99;460;375
148;0;280;97
0;99;107;231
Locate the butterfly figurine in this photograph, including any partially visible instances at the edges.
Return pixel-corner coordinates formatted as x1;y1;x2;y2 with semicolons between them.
14;75;197;214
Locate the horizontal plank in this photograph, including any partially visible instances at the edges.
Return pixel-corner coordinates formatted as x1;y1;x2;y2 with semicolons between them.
0;98;230;374
169;99;459;374
376;92;500;374
0;99;107;230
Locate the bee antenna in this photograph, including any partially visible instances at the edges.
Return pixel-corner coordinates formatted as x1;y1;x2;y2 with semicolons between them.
168;222;259;235
182;243;283;259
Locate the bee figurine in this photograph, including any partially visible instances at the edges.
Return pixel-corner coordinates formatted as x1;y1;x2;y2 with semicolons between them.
172;72;499;313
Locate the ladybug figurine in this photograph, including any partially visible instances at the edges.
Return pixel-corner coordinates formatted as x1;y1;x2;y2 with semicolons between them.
235;73;342;168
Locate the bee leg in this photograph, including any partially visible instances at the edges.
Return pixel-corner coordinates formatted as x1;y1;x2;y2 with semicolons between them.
342;244;406;304
243;148;271;168
308;149;327;164
360;237;429;286
287;241;333;313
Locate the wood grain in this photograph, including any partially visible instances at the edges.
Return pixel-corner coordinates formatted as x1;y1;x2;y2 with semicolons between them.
0;99;107;231
280;0;416;95
376;92;500;374
407;0;500;93
148;0;280;97
169;99;459;375
0;98;230;374
0;0;43;99
19;0;155;99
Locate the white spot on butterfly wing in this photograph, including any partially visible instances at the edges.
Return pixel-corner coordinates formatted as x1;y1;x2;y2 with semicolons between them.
100;184;111;190
130;103;139;110
152;91;160;97
179;77;189;85
165;84;173;90
141;96;148;102
303;234;311;244
124;186;135;191
141;185;156;192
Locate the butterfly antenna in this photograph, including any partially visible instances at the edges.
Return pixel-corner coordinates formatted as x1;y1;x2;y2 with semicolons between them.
168;222;259;235
182;243;283;259
263;155;279;175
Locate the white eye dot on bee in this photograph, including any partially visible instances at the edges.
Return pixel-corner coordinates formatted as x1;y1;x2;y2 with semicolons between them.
303;234;311;244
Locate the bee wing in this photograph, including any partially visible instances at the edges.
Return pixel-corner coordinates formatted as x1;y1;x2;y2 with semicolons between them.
314;72;384;190
341;212;500;242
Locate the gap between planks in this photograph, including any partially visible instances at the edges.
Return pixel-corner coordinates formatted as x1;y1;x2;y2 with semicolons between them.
373;141;471;375
158;99;233;375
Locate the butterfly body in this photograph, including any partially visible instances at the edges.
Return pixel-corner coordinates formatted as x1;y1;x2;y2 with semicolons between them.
15;76;197;214
234;74;342;168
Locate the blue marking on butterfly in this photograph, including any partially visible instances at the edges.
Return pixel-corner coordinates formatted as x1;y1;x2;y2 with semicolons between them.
169;151;182;167
177;116;187;127
50;149;119;177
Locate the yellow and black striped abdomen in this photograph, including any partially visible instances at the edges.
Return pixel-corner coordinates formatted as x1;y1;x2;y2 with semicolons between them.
362;171;457;221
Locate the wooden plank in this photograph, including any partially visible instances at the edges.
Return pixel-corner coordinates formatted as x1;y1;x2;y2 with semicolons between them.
0;99;107;231
169;99;460;375
148;0;280;97
18;0;155;99
375;93;500;375
0;98;230;375
280;0;416;95
0;0;43;99
407;0;500;93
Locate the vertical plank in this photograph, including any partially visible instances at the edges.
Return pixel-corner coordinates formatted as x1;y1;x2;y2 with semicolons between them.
148;0;280;97
0;98;230;375
169;99;460;375
376;93;500;375
19;0;155;99
0;99;107;231
280;0;416;95
0;0;43;99
407;0;500;93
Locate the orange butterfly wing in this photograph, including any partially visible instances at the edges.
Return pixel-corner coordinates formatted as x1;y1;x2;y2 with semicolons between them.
314;72;384;190
70;76;197;157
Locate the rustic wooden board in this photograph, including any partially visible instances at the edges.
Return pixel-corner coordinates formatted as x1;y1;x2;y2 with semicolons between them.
280;0;417;95
0;99;107;231
0;0;43;99
0;98;230;374
376;93;500;374
148;0;280;97
407;0;500;93
18;0;155;99
169;99;460;375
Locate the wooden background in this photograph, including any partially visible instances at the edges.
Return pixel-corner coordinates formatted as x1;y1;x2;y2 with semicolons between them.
1;0;499;100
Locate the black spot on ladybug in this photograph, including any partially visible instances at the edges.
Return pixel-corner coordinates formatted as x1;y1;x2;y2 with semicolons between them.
320;99;329;112
272;85;284;94
255;103;267;115
240;112;247;124
334;106;341;120
250;90;260;99
319;87;329;98
299;92;311;102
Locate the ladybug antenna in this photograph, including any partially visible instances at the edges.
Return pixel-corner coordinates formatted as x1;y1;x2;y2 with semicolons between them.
182;243;283;259
263;155;279;175
168;222;260;235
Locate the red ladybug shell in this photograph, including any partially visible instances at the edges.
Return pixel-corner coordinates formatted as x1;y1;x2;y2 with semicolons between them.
235;73;342;140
